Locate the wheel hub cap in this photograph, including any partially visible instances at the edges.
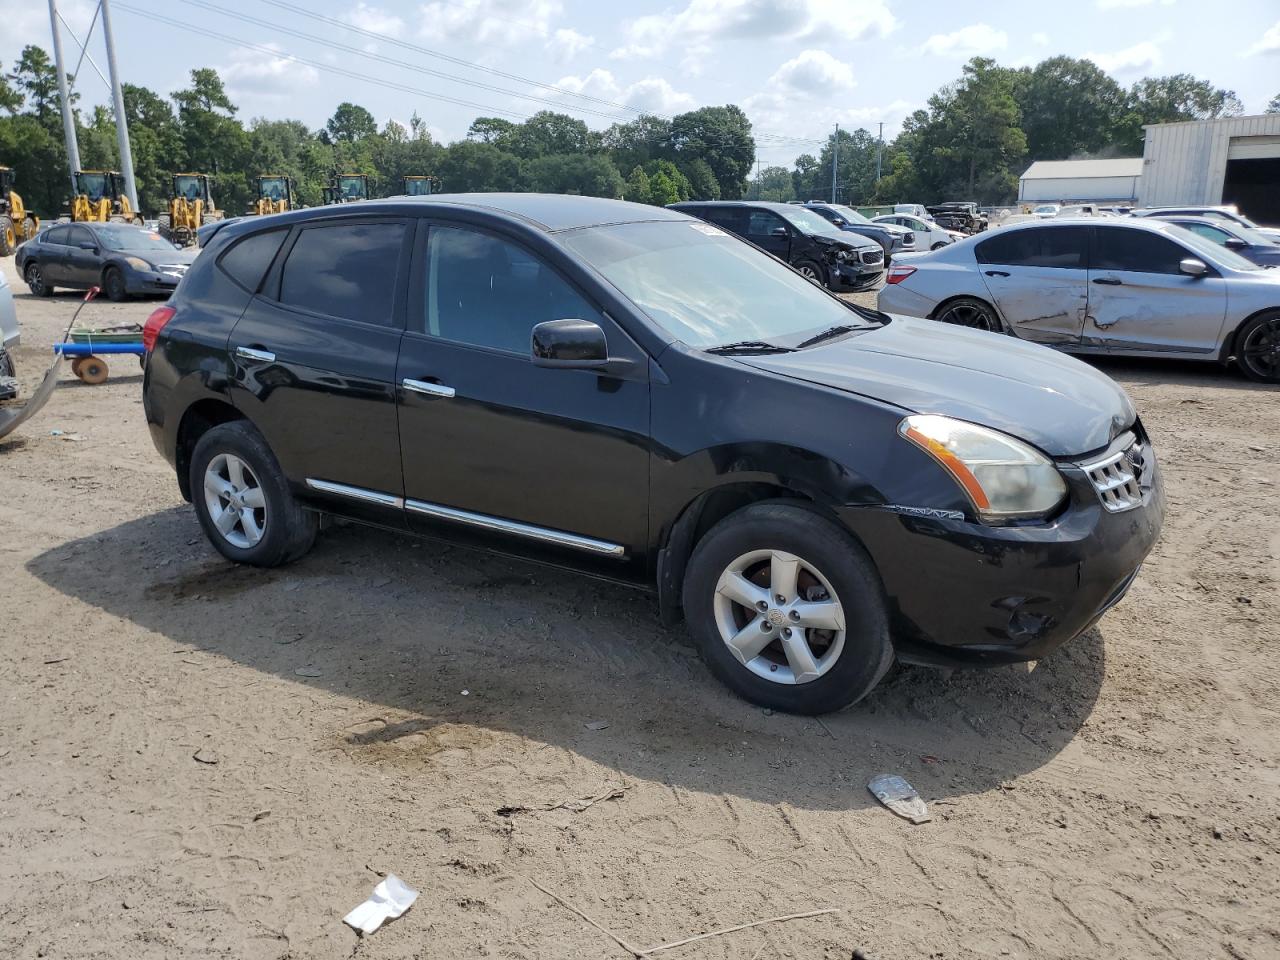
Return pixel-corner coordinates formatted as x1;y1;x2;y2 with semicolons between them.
203;453;267;549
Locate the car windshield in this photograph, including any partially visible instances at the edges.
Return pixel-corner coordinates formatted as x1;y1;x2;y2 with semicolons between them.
97;226;180;252
1164;224;1262;271
828;204;871;224
776;206;848;238
1034;205;1057;213
562;220;878;349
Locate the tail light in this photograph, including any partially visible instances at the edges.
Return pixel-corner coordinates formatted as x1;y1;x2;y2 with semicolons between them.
142;305;176;352
886;265;917;284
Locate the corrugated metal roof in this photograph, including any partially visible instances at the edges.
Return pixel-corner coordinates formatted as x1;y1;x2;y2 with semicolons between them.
1020;158;1144;180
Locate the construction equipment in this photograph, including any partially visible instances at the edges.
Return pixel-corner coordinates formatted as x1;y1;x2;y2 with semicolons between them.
401;175;441;197
327;174;370;203
68;170;142;225
250;175;297;216
0;166;39;256
158;173;222;247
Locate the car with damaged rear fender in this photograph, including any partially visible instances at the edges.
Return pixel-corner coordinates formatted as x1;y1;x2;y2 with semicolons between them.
879;217;1280;383
668;200;885;290
143;194;1163;715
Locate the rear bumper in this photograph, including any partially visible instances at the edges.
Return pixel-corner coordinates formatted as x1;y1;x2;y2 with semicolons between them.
838;445;1164;667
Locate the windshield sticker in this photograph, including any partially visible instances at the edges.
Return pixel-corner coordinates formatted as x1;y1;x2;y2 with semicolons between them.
689;223;725;237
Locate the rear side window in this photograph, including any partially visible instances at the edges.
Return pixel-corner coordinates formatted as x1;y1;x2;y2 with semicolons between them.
278;221;405;324
698;207;745;233
219;229;288;293
45;226;69;245
1093;228;1187;275
976;227;1087;269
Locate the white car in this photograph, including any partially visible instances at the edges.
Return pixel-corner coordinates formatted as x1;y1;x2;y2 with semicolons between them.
872;214;963;251
877;217;1280;383
892;203;933;221
1032;204;1060;219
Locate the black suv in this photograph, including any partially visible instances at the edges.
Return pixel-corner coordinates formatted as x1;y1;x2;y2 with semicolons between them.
668;200;884;290
802;202;913;261
142;194;1163;714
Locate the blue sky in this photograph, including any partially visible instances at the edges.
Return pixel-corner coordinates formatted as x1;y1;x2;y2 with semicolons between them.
3;0;1278;167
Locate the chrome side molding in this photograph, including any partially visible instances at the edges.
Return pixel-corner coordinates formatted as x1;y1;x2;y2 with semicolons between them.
305;478;404;509
405;499;625;557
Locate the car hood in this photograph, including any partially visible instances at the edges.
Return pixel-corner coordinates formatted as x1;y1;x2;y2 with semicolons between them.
812;233;878;254
738;315;1136;457
119;246;198;265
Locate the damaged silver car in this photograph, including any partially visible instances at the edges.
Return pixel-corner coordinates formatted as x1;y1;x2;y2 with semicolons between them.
878;218;1280;383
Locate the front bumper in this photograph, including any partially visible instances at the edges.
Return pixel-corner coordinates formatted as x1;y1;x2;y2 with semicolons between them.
838;435;1164;667
832;258;885;290
125;270;185;295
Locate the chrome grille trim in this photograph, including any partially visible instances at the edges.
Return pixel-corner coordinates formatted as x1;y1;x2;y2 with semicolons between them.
861;249;883;265
1080;432;1146;513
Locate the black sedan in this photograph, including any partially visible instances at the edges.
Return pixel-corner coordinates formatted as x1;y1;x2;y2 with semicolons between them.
142;194;1163;714
16;221;196;301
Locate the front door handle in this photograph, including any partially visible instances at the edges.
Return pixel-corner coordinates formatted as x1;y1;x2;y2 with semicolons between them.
984;269;1010;277
1092;277;1122;286
402;378;455;399
235;346;276;362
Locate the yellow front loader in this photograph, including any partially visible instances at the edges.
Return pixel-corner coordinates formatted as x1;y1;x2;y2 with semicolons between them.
250;175;296;216
0;166;39;257
401;175;441;196
68;170;142;224
158;173;222;247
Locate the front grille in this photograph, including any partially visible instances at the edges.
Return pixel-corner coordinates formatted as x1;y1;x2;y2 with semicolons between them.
1081;433;1147;512
861;248;883;265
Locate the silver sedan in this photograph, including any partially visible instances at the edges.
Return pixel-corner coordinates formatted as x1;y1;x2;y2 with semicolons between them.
878;217;1280;383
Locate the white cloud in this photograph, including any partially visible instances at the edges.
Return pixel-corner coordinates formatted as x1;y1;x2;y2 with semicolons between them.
611;0;895;60
221;44;321;99
0;0;97;83
1086;40;1162;73
770;50;855;93
1245;20;1280;56
344;2;405;35
418;0;563;46
549;28;595;61
1031;32;1049;46
920;23;1008;58
1095;0;1174;8
548;69;695;115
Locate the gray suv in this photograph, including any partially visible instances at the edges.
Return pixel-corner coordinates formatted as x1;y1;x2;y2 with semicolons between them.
803;203;913;261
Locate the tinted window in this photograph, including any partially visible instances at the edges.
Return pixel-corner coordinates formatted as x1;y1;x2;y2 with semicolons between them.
1181;222;1232;245
976;227;1087;269
45;225;70;245
1093;227;1187;275
68;226;95;247
220;229;288;292
424;225;601;354
278;221;405;324
697;207;746;232
745;210;784;238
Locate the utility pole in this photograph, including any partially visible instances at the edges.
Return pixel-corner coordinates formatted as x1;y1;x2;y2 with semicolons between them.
48;0;82;191
876;122;884;182
830;124;839;203
99;0;139;212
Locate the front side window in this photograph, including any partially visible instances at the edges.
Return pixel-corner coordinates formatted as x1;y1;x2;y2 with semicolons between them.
423;225;602;354
746;210;784;238
777;206;847;238
1181;222;1232;245
562;220;874;350
1093;227;1190;275
45;225;69;245
278;221;405;324
68;226;94;247
976;227;1087;269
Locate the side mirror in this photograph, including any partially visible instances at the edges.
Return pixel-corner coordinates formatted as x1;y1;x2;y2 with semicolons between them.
531;318;609;369
1179;257;1208;278
1223;237;1247;250
77;241;97;251
771;226;789;237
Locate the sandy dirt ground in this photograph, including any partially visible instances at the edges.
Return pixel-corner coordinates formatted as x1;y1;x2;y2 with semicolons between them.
0;254;1277;960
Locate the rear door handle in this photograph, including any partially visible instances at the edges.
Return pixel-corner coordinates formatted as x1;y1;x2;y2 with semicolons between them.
235;346;275;362
402;378;455;399
1092;277;1122;286
983;270;1009;277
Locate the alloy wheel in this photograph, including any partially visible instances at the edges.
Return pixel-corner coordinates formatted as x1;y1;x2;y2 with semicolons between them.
798;264;818;280
26;265;43;294
936;301;998;331
203;453;268;549
1241;317;1280;381
712;549;846;685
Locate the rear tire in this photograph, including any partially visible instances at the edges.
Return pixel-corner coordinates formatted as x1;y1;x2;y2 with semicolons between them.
682;502;893;714
1235;311;1280;384
25;262;52;297
931;241;947;251
933;296;1004;334
190;421;317;567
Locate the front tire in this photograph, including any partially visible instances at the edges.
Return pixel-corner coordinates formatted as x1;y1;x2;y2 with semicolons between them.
1236;311;1280;383
933;296;1004;334
794;260;826;287
25;262;52;297
103;266;128;302
190;421;318;567
683;502;892;714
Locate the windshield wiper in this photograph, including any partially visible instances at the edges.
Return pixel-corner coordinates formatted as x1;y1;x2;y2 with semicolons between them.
705;340;795;355
794;324;862;348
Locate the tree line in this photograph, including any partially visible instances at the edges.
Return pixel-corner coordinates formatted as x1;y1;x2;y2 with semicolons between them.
1;43;1272;218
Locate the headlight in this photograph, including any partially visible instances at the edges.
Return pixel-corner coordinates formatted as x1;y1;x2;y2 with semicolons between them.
125;256;154;271
836;249;848;261
899;414;1067;521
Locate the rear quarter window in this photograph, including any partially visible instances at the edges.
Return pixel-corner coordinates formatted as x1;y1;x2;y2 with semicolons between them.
218;228;289;293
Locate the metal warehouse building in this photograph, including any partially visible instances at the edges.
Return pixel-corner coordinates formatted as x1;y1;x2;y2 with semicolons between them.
1017;158;1143;204
1138;113;1280;223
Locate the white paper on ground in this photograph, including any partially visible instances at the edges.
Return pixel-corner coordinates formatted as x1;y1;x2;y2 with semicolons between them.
343;874;419;935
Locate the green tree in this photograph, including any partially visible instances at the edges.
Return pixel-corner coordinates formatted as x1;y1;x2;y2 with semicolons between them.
0;72;21;115
642;159;691;205
436;140;521;192
1129;74;1244;124
524;153;623;197
1015;57;1129;160
11;45;64;128
513;111;594;158
747;165;795;202
624;165;652;204
602;114;673;174
678;156;720;200
668;105;755;199
325;102;377;143
172;68;249;214
123;82;185;213
467;116;517;147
